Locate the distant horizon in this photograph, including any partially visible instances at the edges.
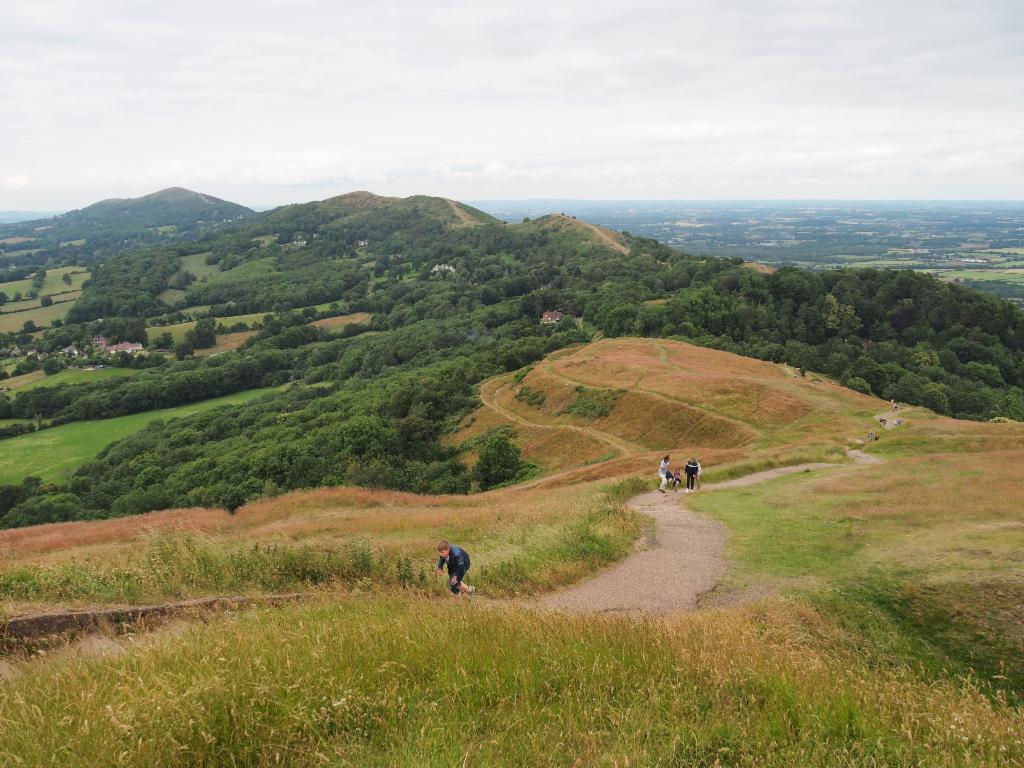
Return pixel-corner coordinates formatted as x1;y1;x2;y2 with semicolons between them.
4;193;1024;223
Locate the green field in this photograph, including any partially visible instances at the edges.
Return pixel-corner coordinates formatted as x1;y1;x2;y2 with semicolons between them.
0;300;77;333
178;251;220;279
150;311;271;343
0;289;82;315
937;269;1024;284
0;388;278;484
202;256;277;285
148;319;199;344
156;287;187;305
12;366;141;392
0;266;87;298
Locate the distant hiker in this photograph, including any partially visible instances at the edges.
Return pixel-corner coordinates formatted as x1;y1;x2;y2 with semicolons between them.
878;416;887;427
895;418;903;427
696;458;703;489
891;399;898;411
658;455;671;493
671;468;683;491
684;458;700;492
436;540;476;597
866;431;875;442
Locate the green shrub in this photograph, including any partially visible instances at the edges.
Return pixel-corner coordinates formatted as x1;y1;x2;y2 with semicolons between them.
562;386;622;418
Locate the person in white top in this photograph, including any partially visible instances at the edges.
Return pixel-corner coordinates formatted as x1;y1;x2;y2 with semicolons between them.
658;455;670;493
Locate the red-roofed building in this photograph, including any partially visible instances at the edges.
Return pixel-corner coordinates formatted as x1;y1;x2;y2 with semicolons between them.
541;310;564;324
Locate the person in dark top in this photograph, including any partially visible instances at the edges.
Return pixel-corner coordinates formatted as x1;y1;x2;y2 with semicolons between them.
684;458;700;492
436;540;476;597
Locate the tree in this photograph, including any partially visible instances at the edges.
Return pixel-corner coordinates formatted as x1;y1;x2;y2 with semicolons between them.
845;375;872;395
473;431;523;490
920;382;950;415
41;357;64;375
184;318;217;349
40;295;54;307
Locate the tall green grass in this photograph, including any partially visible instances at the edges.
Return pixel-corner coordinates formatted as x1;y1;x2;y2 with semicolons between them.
0;597;1019;766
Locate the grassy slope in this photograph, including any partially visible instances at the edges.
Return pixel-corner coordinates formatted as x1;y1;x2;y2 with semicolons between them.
2;339;1023;763
0;478;646;612
0;597;1019;767
0;388;278;485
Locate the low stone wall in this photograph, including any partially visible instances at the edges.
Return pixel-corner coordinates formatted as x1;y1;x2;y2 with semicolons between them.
1;593;303;647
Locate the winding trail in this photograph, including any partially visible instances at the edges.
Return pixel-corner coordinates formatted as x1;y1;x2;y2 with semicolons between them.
478;379;640;457
541;452;879;615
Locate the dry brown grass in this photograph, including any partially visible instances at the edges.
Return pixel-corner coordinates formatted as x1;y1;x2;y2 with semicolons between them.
0;508;230;562
195;331;256;356
309;311;371;330
455;338;881;482
0;479;617;575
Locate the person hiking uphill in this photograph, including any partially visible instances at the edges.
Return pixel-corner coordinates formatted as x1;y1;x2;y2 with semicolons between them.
436;540;476;597
684;458;700;493
658;455;671;493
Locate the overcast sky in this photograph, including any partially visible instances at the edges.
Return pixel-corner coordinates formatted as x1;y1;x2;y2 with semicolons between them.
2;0;1022;209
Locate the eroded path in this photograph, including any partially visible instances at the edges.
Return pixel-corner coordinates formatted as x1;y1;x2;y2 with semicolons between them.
541;457;873;615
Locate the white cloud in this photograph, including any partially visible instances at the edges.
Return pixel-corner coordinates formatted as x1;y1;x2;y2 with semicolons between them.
0;0;1021;207
1;175;30;189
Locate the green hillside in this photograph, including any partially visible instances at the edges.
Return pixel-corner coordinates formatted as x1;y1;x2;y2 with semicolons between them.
0;187;253;266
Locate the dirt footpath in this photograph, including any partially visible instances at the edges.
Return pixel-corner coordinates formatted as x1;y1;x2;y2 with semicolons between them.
541;487;727;614
541;460;866;615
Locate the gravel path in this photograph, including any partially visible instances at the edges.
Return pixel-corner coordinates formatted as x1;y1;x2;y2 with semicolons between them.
541;457;872;615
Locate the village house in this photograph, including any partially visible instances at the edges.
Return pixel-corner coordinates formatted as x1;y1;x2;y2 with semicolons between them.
91;335;109;349
59;344;82;358
355;239;369;247
107;341;145;355
431;264;456;274
541;310;564;325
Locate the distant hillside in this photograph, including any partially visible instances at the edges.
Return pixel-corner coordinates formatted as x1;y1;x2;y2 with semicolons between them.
262;190;499;230
0;187;253;265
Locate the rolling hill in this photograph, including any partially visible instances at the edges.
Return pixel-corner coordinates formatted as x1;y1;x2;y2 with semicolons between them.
0;187;253;265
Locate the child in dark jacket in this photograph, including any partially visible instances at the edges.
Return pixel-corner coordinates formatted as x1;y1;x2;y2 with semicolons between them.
436;540;476;596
